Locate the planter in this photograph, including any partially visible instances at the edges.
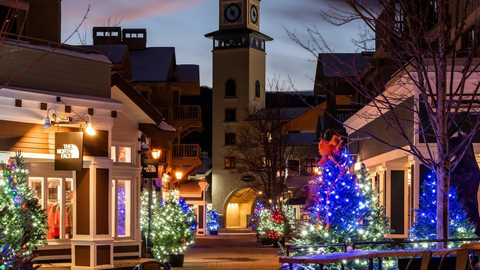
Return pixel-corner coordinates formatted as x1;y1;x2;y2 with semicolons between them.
209;230;218;235
163;254;185;267
398;256;456;270
261;238;285;247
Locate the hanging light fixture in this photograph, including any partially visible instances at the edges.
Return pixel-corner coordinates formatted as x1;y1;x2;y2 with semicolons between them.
83;114;96;136
43;108;72;129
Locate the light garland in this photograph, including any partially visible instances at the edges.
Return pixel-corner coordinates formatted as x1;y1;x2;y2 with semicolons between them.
206;209;220;233
409;172;477;248
140;190;197;261
0;154;48;268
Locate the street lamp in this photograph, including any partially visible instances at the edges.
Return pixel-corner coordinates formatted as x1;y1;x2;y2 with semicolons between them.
145;148;161;258
175;171;183;191
151;149;161;160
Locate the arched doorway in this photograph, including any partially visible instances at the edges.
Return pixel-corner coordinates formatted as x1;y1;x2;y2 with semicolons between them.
225;188;257;228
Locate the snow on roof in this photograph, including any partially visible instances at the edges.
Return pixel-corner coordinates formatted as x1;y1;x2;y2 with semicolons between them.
79;44;128;64
4;39;111;64
247;107;311;121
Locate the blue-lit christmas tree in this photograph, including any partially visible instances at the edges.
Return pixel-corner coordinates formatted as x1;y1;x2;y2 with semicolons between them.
409;172;477;248
207;209;220;235
293;138;390;266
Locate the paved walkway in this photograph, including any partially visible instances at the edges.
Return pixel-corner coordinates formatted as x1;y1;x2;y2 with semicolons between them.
35;230;283;270
181;231;282;269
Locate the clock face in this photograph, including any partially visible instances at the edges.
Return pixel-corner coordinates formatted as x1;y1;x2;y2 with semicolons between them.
250;5;258;24
224;3;242;23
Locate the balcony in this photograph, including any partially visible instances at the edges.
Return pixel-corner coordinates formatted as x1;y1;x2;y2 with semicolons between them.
171;144;201;167
158;105;201;122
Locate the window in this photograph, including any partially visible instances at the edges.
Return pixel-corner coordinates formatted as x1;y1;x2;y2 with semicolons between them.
111;146;116;162
131;33;137;38
119;147;132;163
112;179;132;238
261;157;271;167
288;160;300;176
225;80;236;97
96;31;104;37
225;109;236;122
225;157;236;168
138;33;144;38
255;81;260;98
112;31;119;37
304;158;316;175
225;133;236;145
125;33;131;38
28;176;74;240
105;31;110;36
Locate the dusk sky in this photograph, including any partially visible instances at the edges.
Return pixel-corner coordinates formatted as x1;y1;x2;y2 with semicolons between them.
62;0;366;91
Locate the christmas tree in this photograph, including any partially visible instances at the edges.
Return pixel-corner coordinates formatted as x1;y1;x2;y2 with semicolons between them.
141;190;197;261
249;203;296;240
206;209;220;234
294;146;390;255
0;154;48;268
409;173;477;248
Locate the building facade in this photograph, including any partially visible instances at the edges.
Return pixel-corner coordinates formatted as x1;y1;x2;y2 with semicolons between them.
205;0;273;227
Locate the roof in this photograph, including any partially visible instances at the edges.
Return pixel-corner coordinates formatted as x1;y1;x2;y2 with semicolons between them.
205;28;273;41
172;64;199;83
196;158;212;175
129;47;175;82
111;72;164;124
319;53;373;77
246;107;311;121
80;44;128;64
286;132;317;146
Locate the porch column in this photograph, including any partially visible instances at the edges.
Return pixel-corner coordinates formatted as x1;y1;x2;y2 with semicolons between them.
198;179;209;235
385;166;409;239
71;157;114;269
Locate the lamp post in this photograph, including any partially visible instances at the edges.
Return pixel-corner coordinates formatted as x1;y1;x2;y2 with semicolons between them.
145;149;161;258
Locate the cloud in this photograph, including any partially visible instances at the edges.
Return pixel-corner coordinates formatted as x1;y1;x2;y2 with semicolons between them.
62;0;213;27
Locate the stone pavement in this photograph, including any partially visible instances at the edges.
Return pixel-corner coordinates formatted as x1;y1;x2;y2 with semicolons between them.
35;230;283;270
180;230;282;270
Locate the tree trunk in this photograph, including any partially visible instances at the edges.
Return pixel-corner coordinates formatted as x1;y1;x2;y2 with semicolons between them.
436;164;450;248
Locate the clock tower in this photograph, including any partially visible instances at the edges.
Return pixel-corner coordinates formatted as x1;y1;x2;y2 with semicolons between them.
205;0;272;228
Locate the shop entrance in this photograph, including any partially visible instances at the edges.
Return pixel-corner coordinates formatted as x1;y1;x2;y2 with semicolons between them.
225;188;257;228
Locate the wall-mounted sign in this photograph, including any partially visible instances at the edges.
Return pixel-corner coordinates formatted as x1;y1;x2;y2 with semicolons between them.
55;132;84;171
142;159;159;178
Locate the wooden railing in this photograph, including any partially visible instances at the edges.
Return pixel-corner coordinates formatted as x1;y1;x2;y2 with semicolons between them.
157;105;201;122
173;105;201;121
172;144;200;159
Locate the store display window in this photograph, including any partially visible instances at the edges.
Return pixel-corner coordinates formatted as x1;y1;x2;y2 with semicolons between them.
112;179;132;238
28;176;74;241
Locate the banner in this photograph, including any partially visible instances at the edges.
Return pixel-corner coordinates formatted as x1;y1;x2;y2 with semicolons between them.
55;132;84;171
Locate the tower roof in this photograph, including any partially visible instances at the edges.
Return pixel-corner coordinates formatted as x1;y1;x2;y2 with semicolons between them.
205;28;273;41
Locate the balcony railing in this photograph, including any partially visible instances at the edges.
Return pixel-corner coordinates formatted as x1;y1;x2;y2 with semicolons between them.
172;144;200;159
157;105;201;122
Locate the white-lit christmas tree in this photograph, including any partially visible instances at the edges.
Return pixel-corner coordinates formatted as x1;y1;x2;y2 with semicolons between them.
409;172;477;248
141;190;197;261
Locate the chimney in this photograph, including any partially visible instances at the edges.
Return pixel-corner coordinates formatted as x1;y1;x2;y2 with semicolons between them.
122;28;147;50
93;26;122;45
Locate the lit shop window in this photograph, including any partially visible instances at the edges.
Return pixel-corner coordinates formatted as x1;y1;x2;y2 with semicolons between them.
28;177;43;206
28;176;73;241
111;146;132;163
112;179;132;238
118;147;132;163
111;146;116;162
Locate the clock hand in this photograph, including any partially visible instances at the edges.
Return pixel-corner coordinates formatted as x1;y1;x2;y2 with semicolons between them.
230;9;235;16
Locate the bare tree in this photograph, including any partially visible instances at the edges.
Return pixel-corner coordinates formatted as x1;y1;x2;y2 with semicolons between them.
227;78;306;207
288;0;480;247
